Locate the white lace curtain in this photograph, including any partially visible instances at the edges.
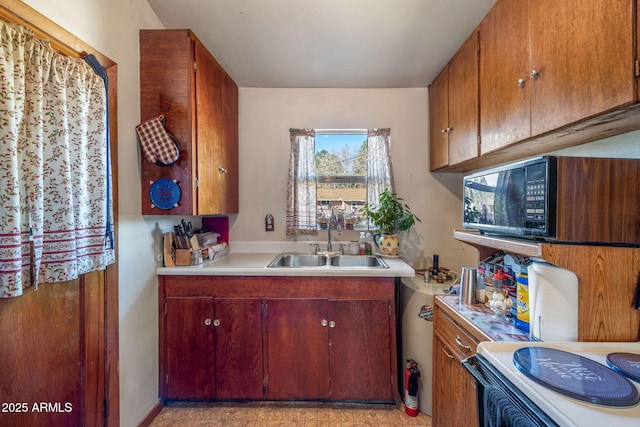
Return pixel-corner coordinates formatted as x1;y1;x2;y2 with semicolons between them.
0;21;115;298
286;128;394;236
286;129;317;235
366;128;395;207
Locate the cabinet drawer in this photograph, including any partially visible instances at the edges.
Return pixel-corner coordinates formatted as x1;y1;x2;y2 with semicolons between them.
435;307;478;361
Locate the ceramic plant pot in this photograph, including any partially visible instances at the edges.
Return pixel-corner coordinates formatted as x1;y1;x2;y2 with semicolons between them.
373;232;400;256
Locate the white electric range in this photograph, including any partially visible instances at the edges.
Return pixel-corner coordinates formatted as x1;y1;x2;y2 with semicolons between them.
477;341;640;427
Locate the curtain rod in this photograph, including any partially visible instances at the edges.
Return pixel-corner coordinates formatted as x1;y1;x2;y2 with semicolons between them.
315;129;368;134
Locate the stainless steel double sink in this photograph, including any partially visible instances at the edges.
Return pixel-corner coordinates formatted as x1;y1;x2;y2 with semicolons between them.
267;252;389;269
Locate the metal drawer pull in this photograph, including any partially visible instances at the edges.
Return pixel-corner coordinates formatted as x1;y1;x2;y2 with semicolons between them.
321;319;328;327
329;321;336;328
213;319;221;327
455;335;472;351
441;347;455;360
204;318;212;326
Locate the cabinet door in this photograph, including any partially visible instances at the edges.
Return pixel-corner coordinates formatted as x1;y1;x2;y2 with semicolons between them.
433;335;477;427
266;299;330;399
480;0;531;154
530;0;635;135
328;300;393;401
429;67;449;171
448;30;479;165
214;298;263;399
219;72;239;213
165;297;215;398
195;40;223;215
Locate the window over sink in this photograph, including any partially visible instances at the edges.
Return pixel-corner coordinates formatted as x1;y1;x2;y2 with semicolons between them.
286;128;394;235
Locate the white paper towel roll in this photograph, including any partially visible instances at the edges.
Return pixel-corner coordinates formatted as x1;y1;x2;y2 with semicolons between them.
528;262;579;342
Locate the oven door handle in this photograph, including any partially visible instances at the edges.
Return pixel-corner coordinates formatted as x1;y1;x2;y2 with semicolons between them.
462;355;492;388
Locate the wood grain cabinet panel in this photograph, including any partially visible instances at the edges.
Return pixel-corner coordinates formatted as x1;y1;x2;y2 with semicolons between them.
140;30;239;215
480;0;636;155
266;298;394;402
433;303;478;427
429;30;479;171
164;297;263;399
159;276;397;402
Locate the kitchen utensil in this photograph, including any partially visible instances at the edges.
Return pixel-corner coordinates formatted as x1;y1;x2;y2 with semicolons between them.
181;219;193;238
459;266;477;305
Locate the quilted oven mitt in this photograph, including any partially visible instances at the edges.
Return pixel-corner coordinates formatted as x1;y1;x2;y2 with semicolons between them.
136;115;180;166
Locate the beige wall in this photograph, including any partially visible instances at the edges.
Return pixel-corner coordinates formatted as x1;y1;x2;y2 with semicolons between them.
235;88;478;269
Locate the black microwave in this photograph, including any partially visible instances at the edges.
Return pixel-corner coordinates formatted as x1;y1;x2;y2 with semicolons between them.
463;156;640;245
463;157;556;239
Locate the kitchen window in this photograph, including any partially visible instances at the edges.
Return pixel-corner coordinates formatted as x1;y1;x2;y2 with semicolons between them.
286;128;394;235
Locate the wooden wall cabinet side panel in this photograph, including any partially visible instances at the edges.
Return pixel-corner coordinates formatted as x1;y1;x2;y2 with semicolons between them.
140;30;196;215
429;66;449;171
165;297;215;399
539;244;640;342
266;299;330;399
214;298;264;399
530;0;636;136
479;0;531;155
448;30;480;166
555;157;640;244
329;300;393;402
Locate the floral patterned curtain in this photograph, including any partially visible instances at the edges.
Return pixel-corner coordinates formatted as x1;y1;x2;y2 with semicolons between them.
0;21;115;298
286;129;317;235
367;128;395;207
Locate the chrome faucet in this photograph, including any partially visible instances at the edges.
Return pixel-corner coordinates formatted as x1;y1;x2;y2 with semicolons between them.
327;217;341;252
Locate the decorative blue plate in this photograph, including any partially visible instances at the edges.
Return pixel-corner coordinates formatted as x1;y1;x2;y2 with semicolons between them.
149;178;181;210
513;347;640;407
607;352;640;383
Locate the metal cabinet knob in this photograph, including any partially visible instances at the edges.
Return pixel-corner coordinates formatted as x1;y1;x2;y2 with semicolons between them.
530;69;540;80
321;319;328;327
455;334;472;351
329;321;336;328
517;78;526;88
441;127;453;133
213;319;221;327
204;318;212;326
218;167;228;173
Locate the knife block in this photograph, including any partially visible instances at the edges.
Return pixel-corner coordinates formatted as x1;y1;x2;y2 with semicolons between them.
174;249;192;266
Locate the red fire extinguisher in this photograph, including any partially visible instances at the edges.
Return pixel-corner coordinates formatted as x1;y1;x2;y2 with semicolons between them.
405;359;420;417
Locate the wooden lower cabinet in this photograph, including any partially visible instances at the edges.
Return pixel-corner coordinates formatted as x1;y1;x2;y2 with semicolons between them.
159;275;397;402
433;300;479;427
164;297;263;399
266;298;393;401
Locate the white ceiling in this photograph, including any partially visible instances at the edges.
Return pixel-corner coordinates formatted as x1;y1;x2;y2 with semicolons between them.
146;0;496;88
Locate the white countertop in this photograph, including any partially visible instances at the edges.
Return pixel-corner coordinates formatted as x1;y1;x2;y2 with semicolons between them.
157;252;415;277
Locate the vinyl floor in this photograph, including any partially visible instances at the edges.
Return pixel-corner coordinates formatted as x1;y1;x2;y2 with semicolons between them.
148;400;433;427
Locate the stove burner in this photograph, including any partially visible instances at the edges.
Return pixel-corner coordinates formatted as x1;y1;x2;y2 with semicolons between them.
607;352;640;383
513;347;640;407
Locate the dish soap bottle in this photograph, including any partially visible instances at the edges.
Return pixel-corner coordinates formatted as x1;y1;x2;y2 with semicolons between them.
359;232;366;255
365;232;373;255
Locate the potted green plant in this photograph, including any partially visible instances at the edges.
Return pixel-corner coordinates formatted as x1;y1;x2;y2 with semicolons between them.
361;189;421;256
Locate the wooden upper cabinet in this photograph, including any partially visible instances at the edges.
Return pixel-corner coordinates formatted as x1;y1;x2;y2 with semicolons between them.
480;0;636;156
140;29;239;215
479;0;531;155
448;30;480;166
530;0;635;135
429;30;479;171
429;67;449;170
